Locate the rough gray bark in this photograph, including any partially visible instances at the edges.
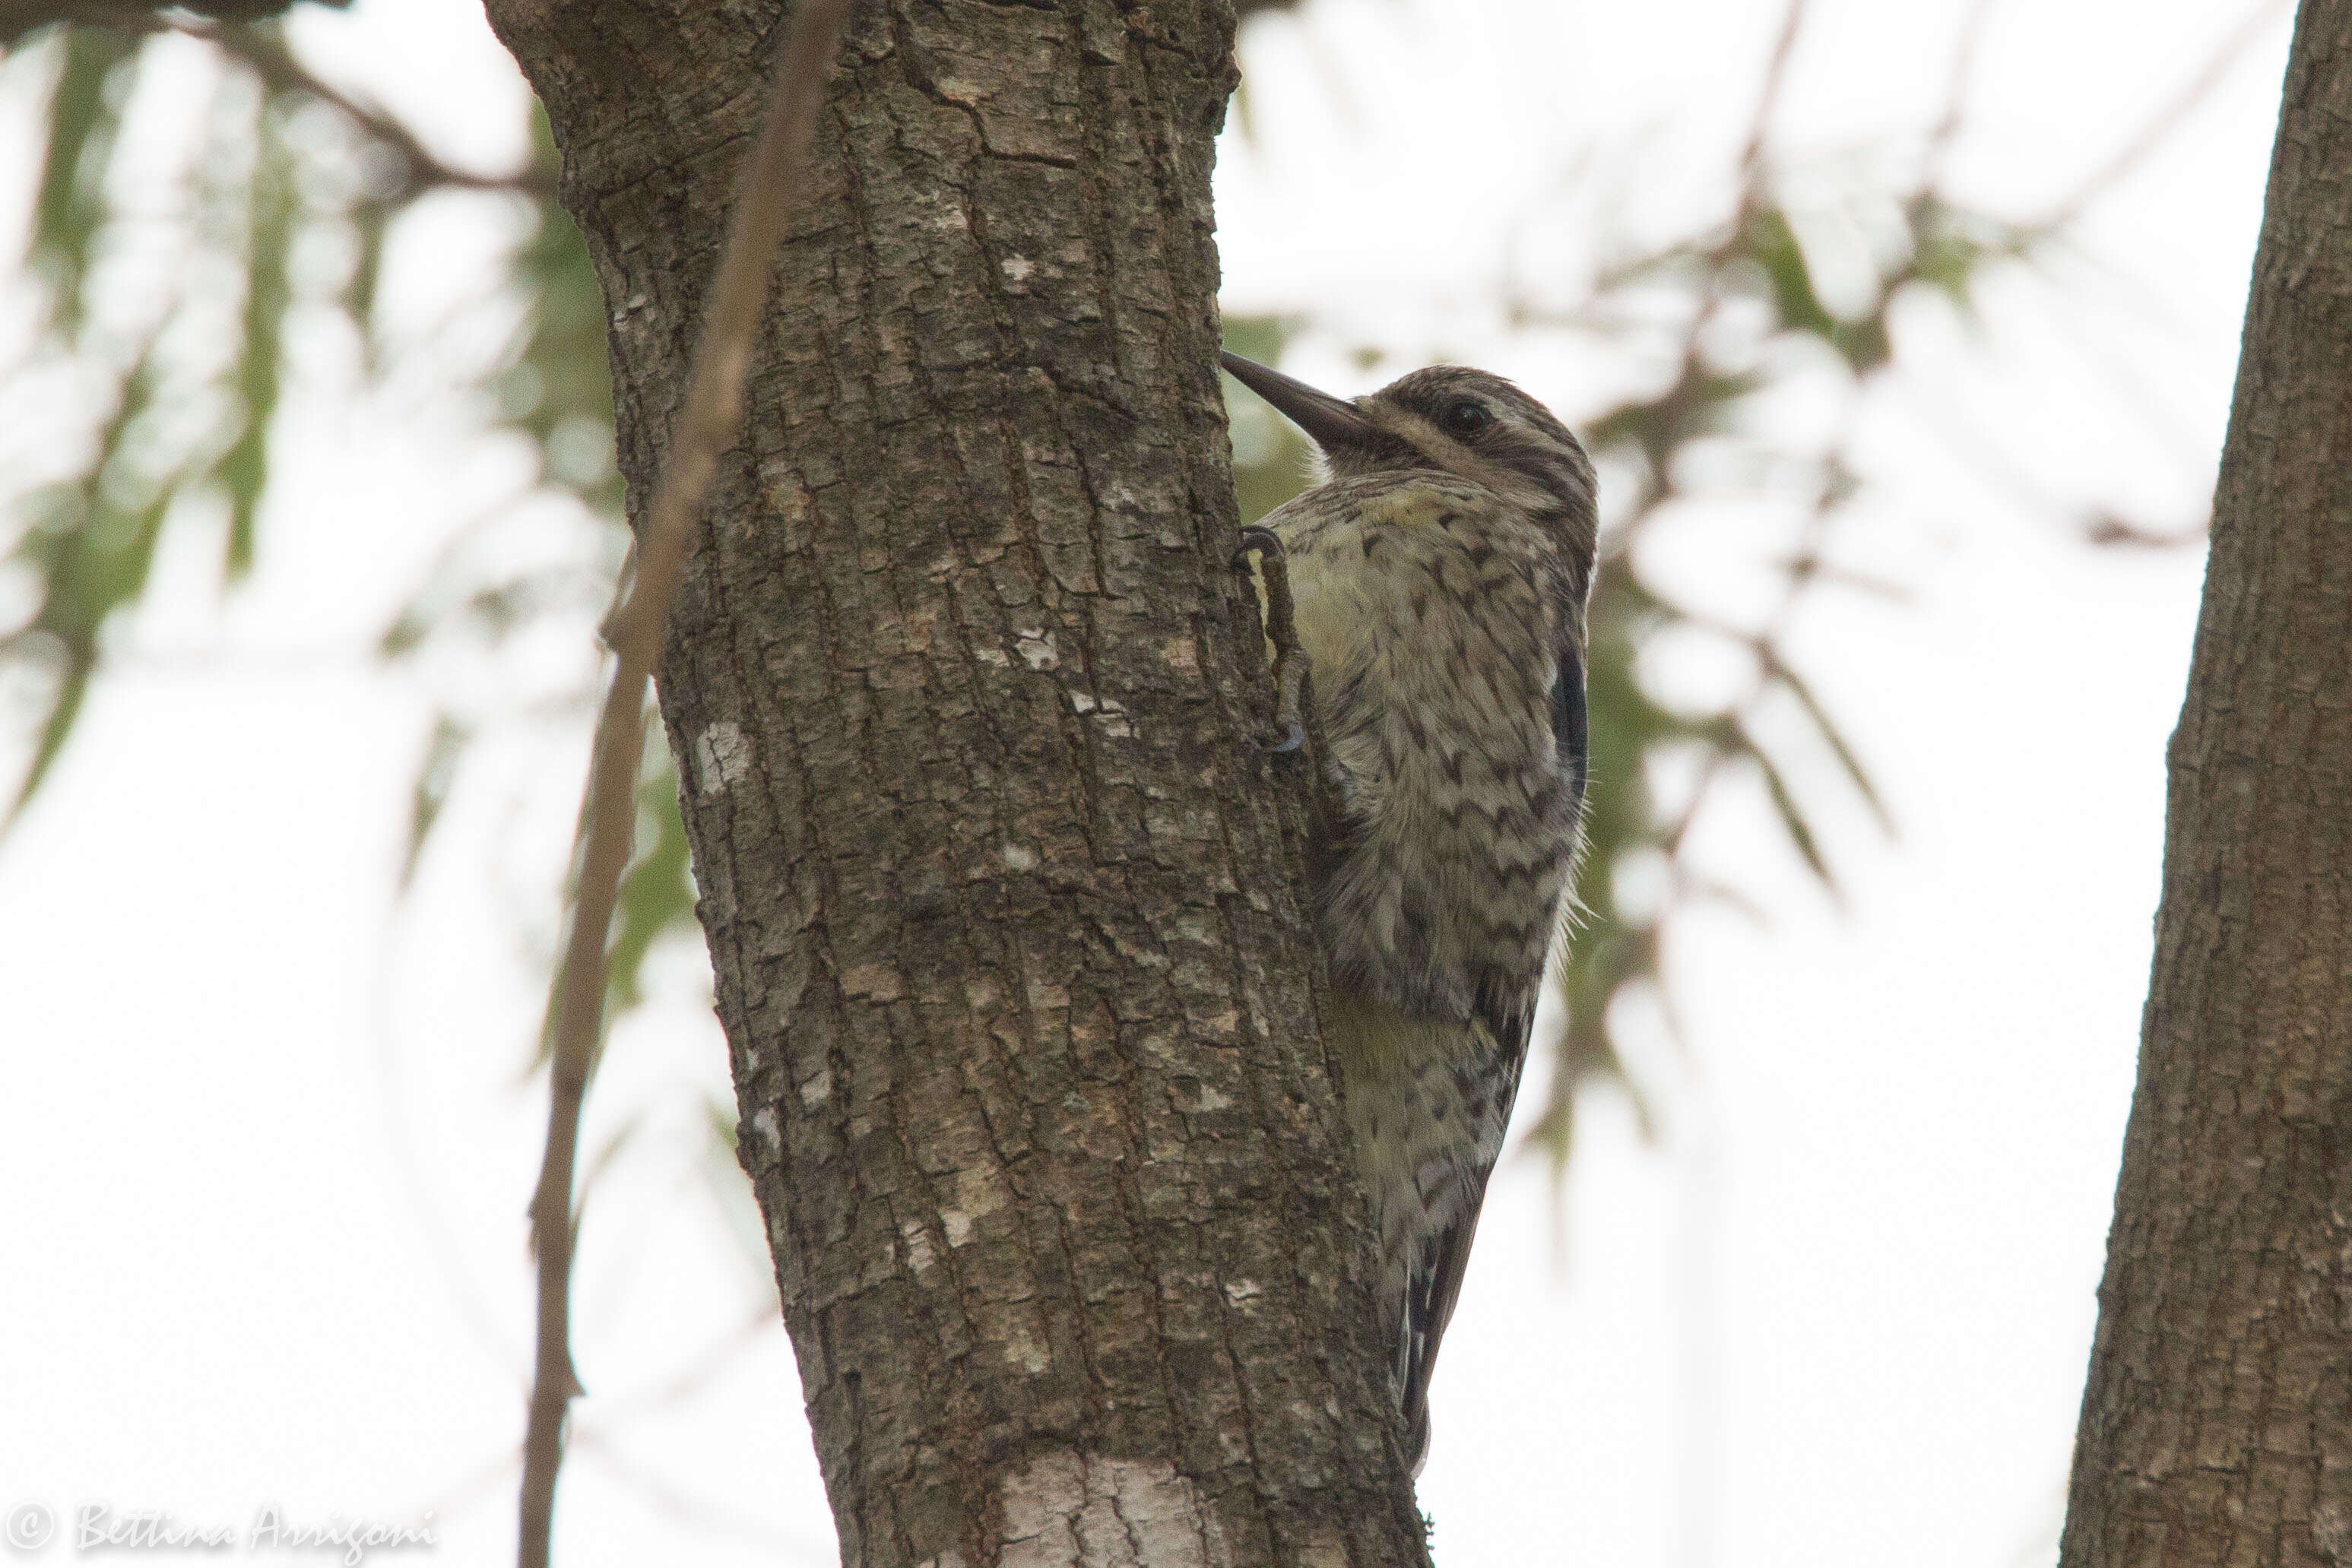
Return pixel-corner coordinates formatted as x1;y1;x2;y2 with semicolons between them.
2059;3;2352;1563
483;3;1430;1565
0;0;1294;43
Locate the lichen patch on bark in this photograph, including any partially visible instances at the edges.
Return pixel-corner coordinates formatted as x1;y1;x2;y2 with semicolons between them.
999;1454;1229;1568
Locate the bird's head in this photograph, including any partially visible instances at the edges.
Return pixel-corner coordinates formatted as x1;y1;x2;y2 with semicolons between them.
1222;352;1598;555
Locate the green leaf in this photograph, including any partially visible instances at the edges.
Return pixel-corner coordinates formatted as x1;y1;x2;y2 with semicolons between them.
606;738;696;1014
1749;736;1840;898
1739;204;1838;341
398;715;471;891
1768;654;1894;836
4;340;171;824
1219;315;1316;526
214;97;296;580
31;29;137;331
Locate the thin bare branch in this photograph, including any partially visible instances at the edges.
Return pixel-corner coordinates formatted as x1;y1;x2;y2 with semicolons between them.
7;0;324;40
2040;0;2293;227
515;2;856;1564
49;7;556;197
189;17;557;200
1923;0;1994;178
1734;0;1808;188
1645;0;1809;467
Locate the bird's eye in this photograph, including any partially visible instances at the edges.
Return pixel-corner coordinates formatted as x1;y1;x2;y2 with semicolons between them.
1441;399;1491;439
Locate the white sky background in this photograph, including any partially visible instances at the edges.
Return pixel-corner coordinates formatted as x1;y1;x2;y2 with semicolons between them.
0;0;2293;1564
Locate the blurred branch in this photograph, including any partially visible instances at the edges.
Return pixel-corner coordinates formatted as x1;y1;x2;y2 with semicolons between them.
2;0;1299;46
1528;0;1827;1154
515;2;854;1564
1926;0;1995;173
2;0;343;46
2041;0;2293;227
0;4;589;835
116;11;557;199
1477;0;2232;1163
190;17;556;199
12;6;549;198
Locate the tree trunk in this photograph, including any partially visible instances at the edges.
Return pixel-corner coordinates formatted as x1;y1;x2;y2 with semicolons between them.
483;4;1429;1565
2059;4;2352;1563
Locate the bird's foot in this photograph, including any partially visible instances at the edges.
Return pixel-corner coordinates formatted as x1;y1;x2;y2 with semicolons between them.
1232;527;1307;752
1229;524;1284;573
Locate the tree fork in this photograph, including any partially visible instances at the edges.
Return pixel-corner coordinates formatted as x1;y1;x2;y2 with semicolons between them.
483;2;1431;1563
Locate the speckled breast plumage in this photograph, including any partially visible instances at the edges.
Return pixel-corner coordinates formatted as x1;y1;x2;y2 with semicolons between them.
1257;467;1587;1465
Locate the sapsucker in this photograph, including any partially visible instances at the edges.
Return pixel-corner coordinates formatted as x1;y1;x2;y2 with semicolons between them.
1224;352;1598;1475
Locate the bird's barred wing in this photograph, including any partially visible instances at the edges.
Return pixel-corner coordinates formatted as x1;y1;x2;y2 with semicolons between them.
1397;1031;1526;1476
1399;1173;1488;1475
1553;636;1590;819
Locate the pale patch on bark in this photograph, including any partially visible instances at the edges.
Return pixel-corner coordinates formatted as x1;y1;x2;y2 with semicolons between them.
844;963;905;1001
949;1167;1009;1240
1185;1044;1241;1081
1072;691;1133;736
2315;1502;2351;1567
999;1453;1229;1568
901;1218;938;1277
1298;1536;1351;1568
691;721;751;795
1016;629;1060;670
1003;1325;1051;1374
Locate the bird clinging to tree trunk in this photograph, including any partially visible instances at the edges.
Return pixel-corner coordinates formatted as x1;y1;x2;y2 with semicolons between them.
1225;351;1598;1475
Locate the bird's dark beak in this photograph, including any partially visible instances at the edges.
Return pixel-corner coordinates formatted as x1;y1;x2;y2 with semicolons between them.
1221;351;1377;453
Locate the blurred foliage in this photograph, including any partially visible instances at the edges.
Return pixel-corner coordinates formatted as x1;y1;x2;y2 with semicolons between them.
0;16;693;1037
1528;165;2043;1161
0;13;2228;1553
1;2;347;49
3;8;2193;1188
1223;109;2189;1165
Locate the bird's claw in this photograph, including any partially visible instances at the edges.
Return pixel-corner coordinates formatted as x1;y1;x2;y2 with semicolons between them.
1233;525;1308;752
1266;638;1308;751
1231;524;1285;573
